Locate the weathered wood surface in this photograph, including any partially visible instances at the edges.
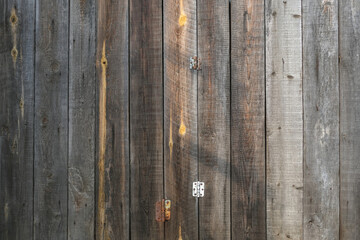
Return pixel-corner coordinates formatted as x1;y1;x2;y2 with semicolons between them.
96;0;129;239
303;0;339;239
265;0;303;239
0;1;35;239
164;0;198;239
68;0;96;239
231;0;266;239
197;0;230;239
130;0;164;239
34;0;69;239
340;1;360;239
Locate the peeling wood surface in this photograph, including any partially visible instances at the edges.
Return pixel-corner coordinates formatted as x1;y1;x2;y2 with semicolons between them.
303;0;340;239
130;0;164;238
265;0;303;239
164;0;198;239
96;0;129;239
197;0;230;239
0;1;35;239
340;1;360;239
231;0;266;238
68;0;96;239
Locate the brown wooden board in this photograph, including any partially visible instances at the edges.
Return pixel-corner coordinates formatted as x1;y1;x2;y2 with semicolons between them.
164;0;198;239
96;0;130;239
68;0;96;239
303;0;339;239
197;0;230;239
340;1;360;239
265;0;303;239
130;0;164;239
0;1;35;239
34;0;69;239
230;0;266;238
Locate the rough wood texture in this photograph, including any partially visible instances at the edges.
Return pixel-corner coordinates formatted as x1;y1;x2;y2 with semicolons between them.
0;1;35;239
164;0;198;238
231;0;266;239
340;1;360;239
265;0;303;239
34;0;69;239
303;0;339;239
130;0;164;239
68;0;96;239
197;0;230;239
96;0;129;239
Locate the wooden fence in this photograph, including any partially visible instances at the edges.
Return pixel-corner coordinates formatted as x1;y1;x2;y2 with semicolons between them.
0;0;359;239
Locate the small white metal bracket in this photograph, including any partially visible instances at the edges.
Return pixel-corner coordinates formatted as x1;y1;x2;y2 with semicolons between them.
189;56;201;70
192;181;205;198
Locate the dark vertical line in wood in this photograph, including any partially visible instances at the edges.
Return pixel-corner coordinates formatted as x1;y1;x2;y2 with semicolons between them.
338;0;341;237
128;0;131;238
263;0;267;238
67;1;70;239
229;1;232;239
33;1;37;239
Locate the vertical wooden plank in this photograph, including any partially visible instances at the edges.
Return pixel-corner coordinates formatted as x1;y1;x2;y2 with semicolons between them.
197;0;230;239
164;0;198;238
340;1;360;239
0;1;35;238
303;0;339;239
265;0;303;239
34;0;69;239
231;0;266;238
68;0;96;239
130;0;164;239
96;0;129;239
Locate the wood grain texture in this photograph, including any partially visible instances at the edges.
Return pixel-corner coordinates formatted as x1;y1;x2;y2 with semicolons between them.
68;0;96;239
265;0;303;239
231;0;266;239
339;1;360;239
0;1;35;239
303;0;339;239
197;0;230;239
34;0;69;239
130;0;164;239
164;0;198;238
96;0;129;239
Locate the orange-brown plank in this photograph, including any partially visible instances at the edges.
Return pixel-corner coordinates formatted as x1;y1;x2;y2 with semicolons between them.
164;0;198;239
130;0;164;238
197;0;231;239
230;0;266;238
96;0;129;239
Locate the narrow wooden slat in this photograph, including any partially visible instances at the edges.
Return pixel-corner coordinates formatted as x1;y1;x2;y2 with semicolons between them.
0;1;35;239
96;0;129;239
164;0;198;238
231;0;266;238
68;0;96;239
340;1;360;239
303;0;339;239
129;0;164;238
197;0;230;239
34;0;69;239
265;0;303;239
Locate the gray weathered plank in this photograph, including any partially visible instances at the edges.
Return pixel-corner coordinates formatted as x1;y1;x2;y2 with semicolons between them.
339;1;360;239
303;0;339;239
96;0;129;239
265;0;303;239
0;1;35;239
231;0;266;238
164;0;198;238
34;0;69;239
68;0;96;239
129;0;164;238
197;0;230;239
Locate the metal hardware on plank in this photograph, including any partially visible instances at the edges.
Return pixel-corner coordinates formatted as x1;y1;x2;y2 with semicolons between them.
192;181;205;198
156;199;171;222
190;56;201;70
